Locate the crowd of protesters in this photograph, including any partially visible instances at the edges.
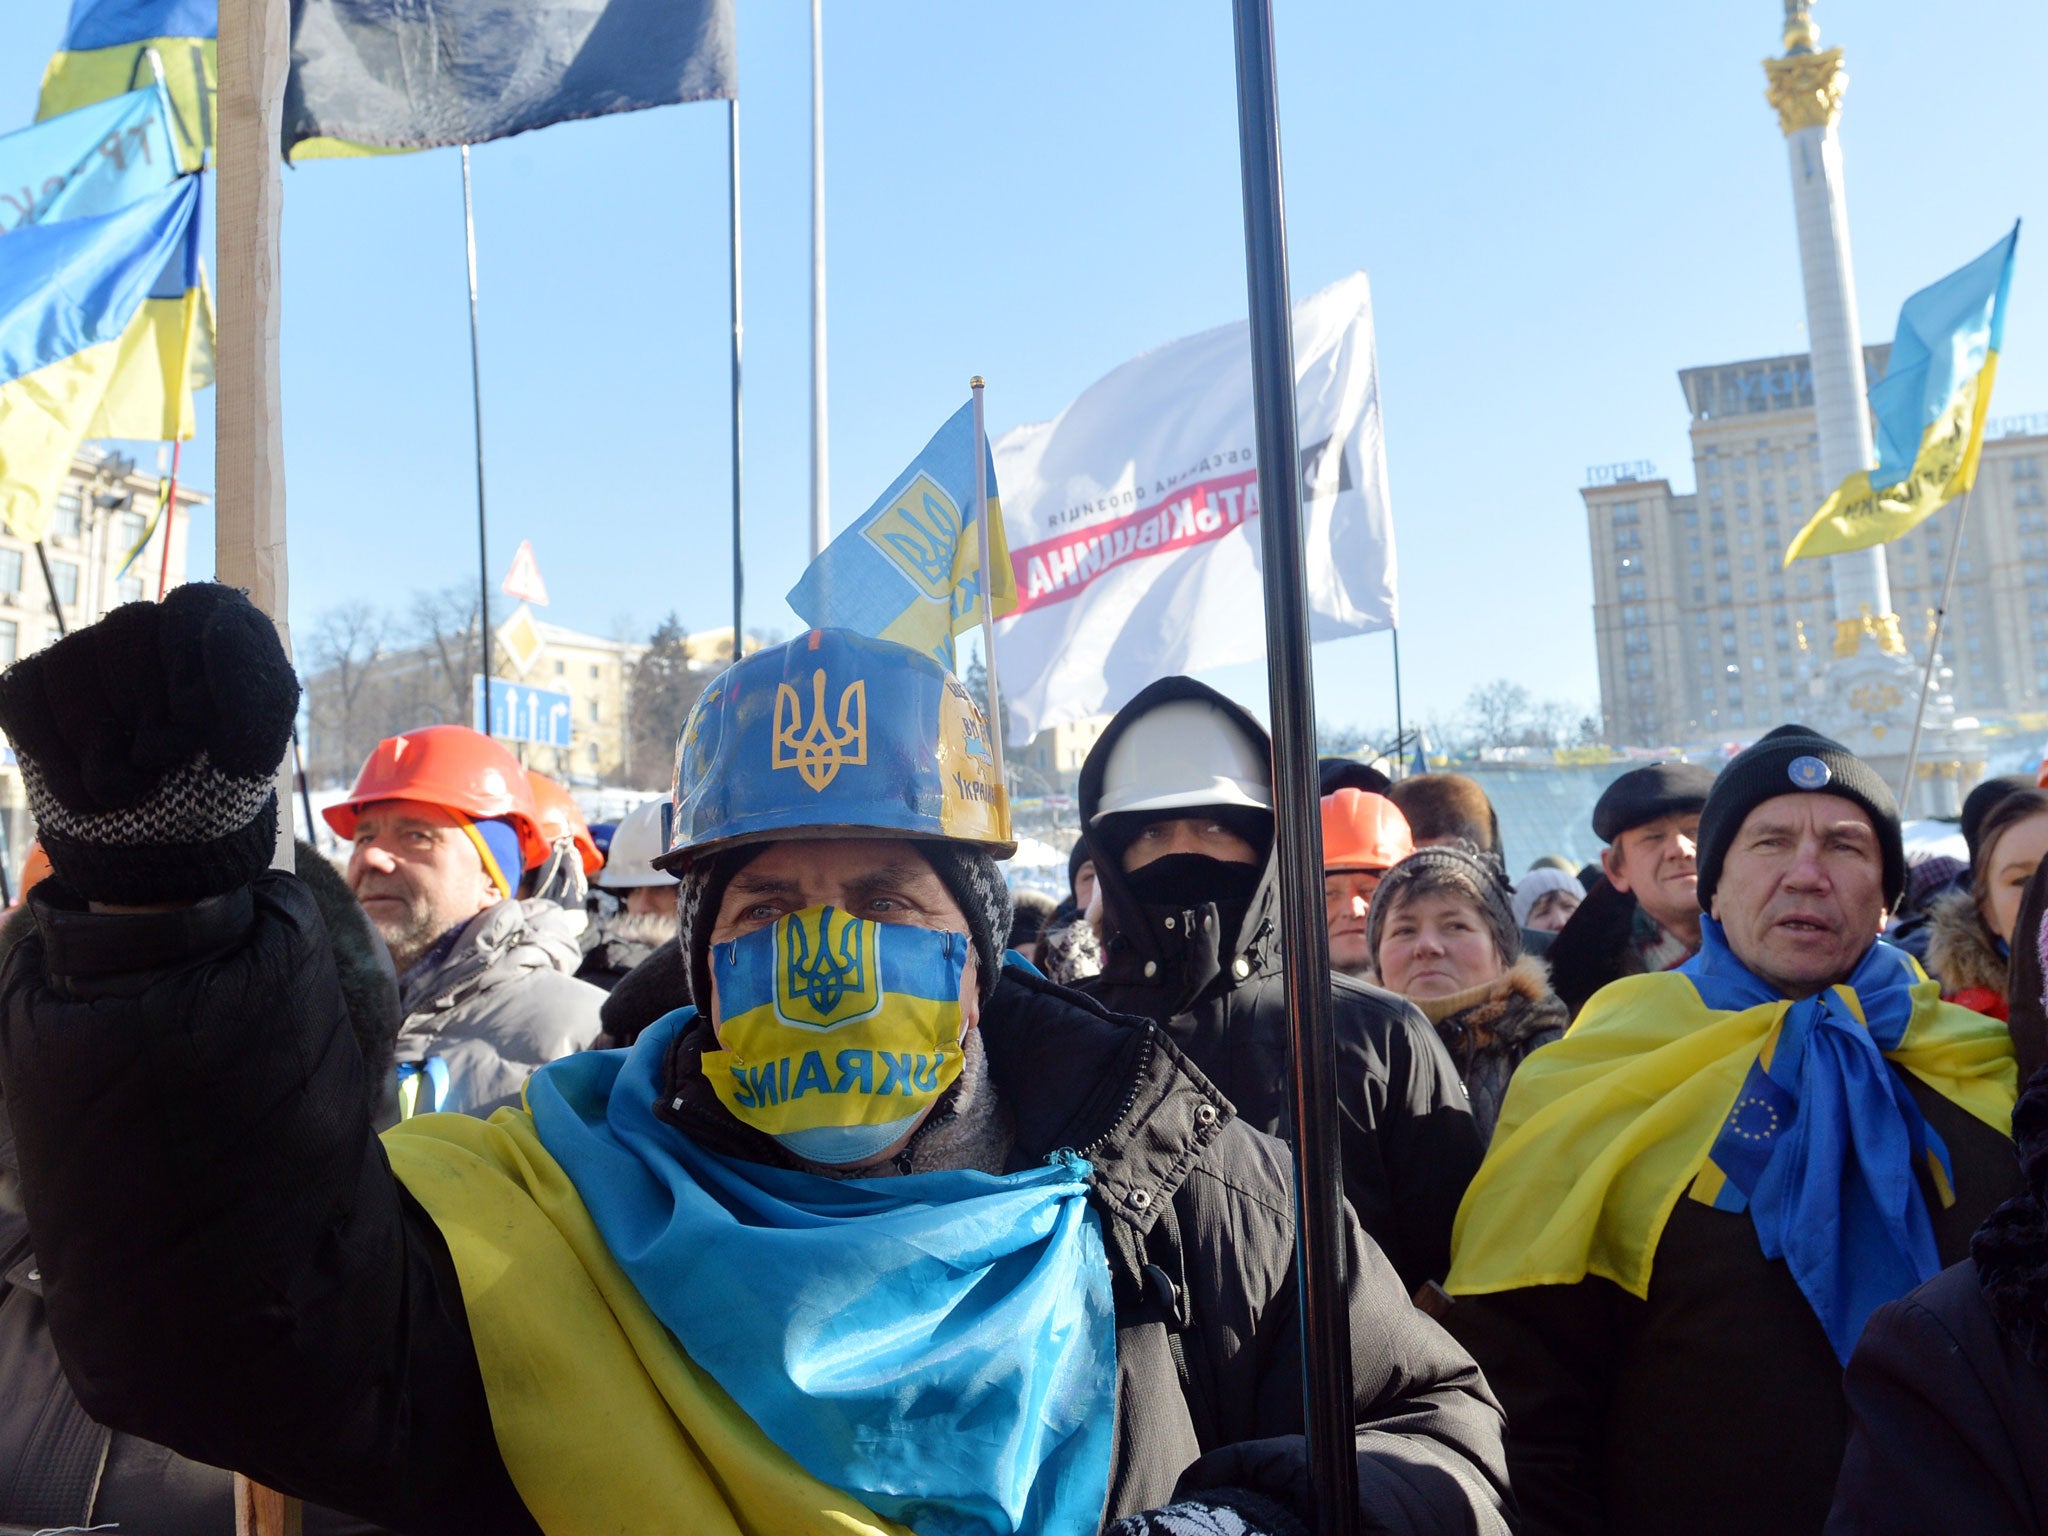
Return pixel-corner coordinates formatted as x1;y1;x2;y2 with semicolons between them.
1;584;2045;1534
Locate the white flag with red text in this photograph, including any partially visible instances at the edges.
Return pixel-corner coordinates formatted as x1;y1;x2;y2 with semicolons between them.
991;271;1396;743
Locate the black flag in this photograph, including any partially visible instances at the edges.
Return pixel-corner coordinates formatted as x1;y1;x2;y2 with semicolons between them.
284;0;736;157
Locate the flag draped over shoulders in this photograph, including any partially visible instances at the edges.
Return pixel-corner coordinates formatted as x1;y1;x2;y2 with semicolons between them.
384;1106;915;1536
1448;924;2015;1360
383;1009;1118;1536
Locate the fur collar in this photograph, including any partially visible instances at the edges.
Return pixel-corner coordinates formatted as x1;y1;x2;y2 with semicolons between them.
1414;955;1565;1050
1926;889;2008;1001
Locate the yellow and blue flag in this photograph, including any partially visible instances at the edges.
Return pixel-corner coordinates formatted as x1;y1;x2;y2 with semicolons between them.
1785;223;2020;564
0;89;210;447
38;1;216;174
787;400;1019;668
81;202;211;446
0;176;200;542
0;86;181;234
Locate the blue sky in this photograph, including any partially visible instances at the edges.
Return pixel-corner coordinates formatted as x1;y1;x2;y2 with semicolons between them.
14;1;2047;741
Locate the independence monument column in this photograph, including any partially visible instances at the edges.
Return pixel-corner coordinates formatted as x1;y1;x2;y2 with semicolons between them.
1762;0;1976;806
1763;0;1896;645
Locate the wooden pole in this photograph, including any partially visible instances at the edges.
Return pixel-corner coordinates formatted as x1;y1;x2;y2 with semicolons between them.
218;8;303;1523
216;0;296;876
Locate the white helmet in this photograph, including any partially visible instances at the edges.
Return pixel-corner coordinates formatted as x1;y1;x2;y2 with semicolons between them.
596;799;681;889
1092;698;1273;823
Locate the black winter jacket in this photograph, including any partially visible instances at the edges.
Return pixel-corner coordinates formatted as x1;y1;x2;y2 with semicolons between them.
0;874;1515;1535
1541;878;1672;1021
1073;677;1486;1293
1827;1260;2048;1536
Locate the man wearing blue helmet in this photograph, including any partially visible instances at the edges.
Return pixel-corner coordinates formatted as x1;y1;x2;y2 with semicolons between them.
0;598;1511;1536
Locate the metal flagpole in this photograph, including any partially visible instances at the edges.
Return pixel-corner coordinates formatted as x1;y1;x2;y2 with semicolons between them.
809;0;829;561
292;726;317;848
970;377;1006;787
1391;626;1406;781
728;99;745;659
1228;2;1358;1531
33;544;68;637
459;145;494;735
157;440;183;598
1897;488;1974;809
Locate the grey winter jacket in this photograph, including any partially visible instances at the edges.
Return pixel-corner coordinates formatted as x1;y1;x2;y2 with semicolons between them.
395;898;604;1114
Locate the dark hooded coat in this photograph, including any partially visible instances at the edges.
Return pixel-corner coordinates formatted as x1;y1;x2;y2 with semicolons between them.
1543;876;1696;1020
1072;677;1485;1294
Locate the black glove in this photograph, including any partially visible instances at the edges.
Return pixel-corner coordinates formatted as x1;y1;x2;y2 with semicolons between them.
0;582;298;905
1106;1487;1308;1536
1176;1437;1314;1523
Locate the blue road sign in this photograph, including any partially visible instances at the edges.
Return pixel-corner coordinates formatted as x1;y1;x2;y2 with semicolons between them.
472;675;575;748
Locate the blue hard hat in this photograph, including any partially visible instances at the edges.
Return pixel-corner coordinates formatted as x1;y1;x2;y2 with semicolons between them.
656;629;1014;870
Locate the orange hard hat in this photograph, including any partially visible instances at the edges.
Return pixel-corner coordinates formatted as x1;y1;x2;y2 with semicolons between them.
14;841;51;905
1321;787;1414;873
525;770;603;877
323;725;548;870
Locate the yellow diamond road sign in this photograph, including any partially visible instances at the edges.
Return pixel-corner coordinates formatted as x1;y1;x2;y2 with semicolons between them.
496;603;545;677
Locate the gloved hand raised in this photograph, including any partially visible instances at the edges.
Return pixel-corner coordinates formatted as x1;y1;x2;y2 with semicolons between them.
0;582;299;905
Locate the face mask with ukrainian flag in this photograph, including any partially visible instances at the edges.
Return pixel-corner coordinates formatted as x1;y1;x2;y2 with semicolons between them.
704;905;968;1166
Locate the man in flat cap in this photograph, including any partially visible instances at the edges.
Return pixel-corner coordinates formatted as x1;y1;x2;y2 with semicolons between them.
1442;724;2020;1536
1545;760;1717;1018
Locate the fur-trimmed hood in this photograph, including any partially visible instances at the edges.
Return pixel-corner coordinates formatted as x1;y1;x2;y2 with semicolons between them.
1926;888;2008;1003
1410;955;1568;1144
1415;955;1568;1053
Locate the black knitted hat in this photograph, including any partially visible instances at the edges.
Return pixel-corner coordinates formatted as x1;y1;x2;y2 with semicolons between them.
1963;774;2037;864
1694;723;1904;910
1067;834;1095;899
1364;841;1520;973
1592;761;1718;844
679;840;1012;1020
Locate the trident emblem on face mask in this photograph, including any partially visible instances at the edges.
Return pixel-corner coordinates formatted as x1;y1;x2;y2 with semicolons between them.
783;907;868;1016
773;670;868;791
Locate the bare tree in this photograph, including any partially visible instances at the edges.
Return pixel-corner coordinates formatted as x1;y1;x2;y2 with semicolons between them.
1464;679;1533;751
407;585;488;724
303;602;389;781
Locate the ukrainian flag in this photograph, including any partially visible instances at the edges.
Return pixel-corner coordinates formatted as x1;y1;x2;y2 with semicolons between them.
1785;224;2021;565
0;87;181;234
84;183;210;443
39;1;216;174
787;400;1019;669
0;177;200;543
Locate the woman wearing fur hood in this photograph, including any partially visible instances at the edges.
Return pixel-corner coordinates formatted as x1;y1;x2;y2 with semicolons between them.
1926;790;2048;1024
1366;842;1569;1143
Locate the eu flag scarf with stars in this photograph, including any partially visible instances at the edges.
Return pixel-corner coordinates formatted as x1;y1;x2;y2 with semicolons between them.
1448;917;2014;1362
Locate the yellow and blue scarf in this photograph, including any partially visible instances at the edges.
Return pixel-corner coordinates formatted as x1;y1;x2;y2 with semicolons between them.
388;1012;1117;1536
1448;918;2015;1361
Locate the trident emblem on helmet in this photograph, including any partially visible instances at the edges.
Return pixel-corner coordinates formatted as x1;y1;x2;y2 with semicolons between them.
781;907;869;1020
773;669;869;791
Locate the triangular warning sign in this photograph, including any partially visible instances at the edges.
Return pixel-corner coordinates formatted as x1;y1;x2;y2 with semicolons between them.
501;540;550;606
